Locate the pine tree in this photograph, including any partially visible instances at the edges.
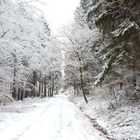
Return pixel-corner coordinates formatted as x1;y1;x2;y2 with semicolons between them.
77;0;140;100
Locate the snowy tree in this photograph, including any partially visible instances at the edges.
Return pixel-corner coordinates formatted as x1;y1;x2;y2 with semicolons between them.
0;0;62;102
77;0;140;101
63;23;100;103
29;36;62;97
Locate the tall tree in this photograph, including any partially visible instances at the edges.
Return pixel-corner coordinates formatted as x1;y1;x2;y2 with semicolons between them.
76;0;140;100
63;23;100;103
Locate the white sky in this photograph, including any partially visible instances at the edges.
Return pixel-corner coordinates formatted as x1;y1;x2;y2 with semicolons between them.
39;0;80;34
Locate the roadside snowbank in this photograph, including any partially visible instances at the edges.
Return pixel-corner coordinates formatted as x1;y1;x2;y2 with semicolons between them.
69;95;140;140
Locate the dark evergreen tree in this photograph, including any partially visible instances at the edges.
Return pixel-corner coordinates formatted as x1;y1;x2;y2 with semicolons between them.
76;0;140;100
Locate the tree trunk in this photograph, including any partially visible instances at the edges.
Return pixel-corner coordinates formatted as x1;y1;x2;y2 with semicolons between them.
132;61;137;89
132;59;137;100
48;87;51;97
17;87;20;100
39;81;41;97
33;71;37;97
12;66;16;99
44;79;47;97
41;79;44;96
23;82;26;100
79;67;88;103
73;80;77;95
51;81;54;97
12;53;17;100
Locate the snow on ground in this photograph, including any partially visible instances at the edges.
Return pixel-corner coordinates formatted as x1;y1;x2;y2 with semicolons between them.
69;94;140;140
0;97;52;140
0;95;105;140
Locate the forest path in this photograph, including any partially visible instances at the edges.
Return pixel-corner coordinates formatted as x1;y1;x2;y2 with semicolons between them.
16;94;105;140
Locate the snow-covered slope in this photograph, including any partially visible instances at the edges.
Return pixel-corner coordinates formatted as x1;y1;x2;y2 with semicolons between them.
70;95;140;140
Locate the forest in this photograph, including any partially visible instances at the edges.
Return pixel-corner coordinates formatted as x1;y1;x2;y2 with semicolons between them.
0;0;140;140
64;0;140;104
0;0;62;102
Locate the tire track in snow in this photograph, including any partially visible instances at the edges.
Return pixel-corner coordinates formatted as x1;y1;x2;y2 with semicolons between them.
12;95;106;140
12;101;53;140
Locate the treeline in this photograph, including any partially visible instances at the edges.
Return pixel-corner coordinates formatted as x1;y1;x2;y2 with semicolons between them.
64;0;140;103
0;0;61;102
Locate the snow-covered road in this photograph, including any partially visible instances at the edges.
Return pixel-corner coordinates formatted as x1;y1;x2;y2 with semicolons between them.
0;95;105;140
